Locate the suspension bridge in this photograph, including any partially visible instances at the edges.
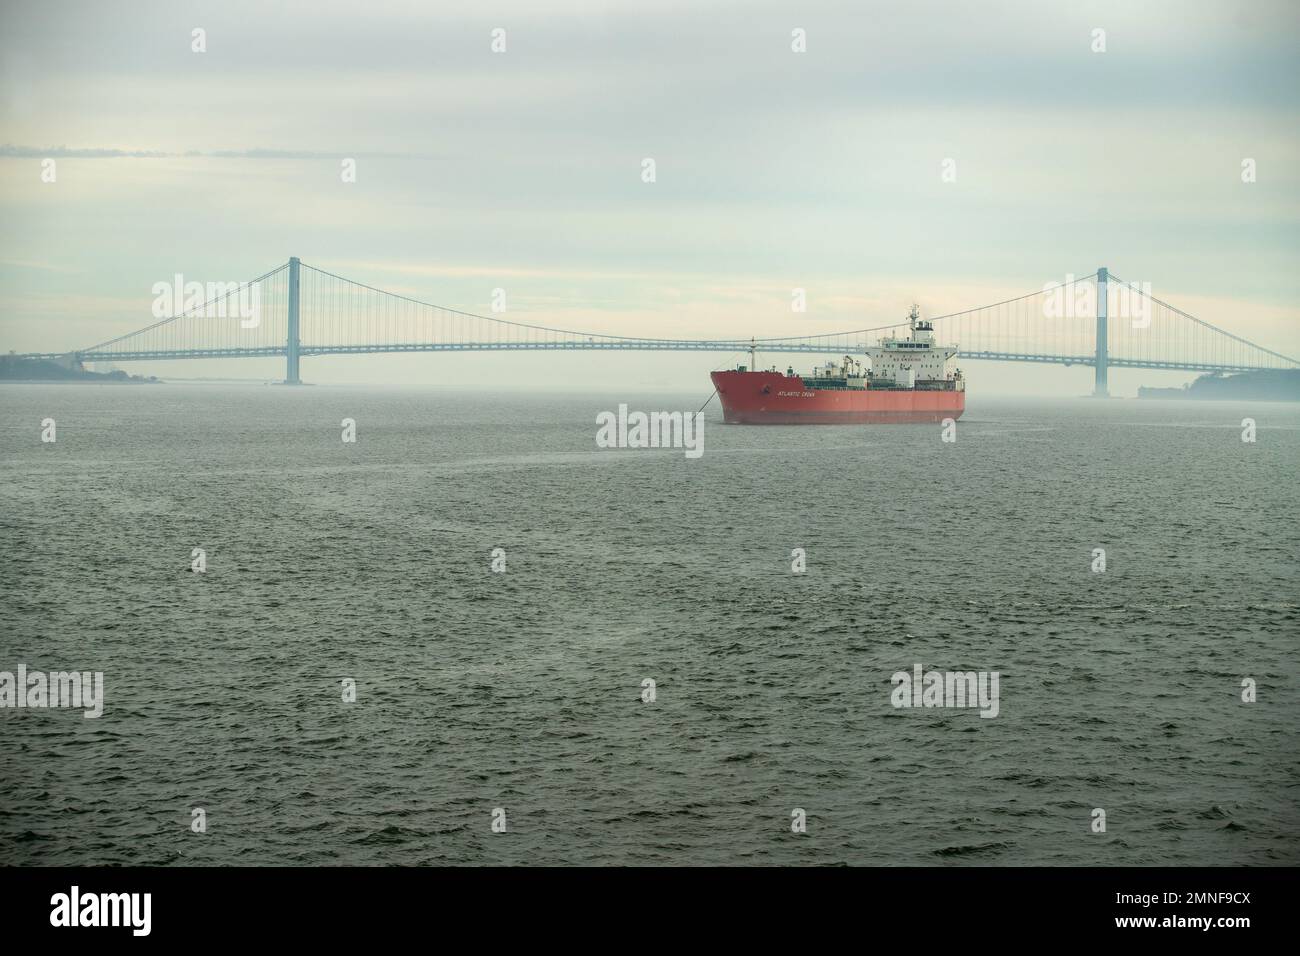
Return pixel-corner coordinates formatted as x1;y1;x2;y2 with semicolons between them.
14;258;1299;396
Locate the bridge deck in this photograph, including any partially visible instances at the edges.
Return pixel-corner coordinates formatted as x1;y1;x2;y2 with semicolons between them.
10;342;1279;375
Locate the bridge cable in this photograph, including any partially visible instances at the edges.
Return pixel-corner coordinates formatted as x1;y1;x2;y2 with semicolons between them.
1107;270;1300;366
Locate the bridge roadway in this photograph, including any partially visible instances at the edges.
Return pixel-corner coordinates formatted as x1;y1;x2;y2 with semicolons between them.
13;342;1272;376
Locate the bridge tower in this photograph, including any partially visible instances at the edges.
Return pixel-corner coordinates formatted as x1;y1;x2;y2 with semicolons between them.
286;256;301;385
1093;266;1108;397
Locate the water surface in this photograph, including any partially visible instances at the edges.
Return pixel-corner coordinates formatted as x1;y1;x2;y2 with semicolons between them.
1;385;1296;865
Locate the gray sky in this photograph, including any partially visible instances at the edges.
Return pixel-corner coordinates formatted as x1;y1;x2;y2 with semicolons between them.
2;0;1298;395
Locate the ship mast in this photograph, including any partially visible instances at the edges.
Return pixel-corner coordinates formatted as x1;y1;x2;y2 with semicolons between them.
749;336;756;371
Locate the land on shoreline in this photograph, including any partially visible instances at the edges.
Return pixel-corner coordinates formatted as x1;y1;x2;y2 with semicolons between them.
0;356;159;383
1138;368;1300;402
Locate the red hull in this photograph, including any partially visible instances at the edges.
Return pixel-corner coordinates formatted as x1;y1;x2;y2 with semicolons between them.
710;370;965;424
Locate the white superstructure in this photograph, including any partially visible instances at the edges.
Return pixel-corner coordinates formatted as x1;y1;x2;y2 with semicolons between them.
866;305;960;385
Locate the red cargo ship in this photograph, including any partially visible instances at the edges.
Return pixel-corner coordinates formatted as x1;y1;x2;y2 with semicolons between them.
711;306;965;424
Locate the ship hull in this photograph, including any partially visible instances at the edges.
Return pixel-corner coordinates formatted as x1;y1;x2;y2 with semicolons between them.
710;370;965;425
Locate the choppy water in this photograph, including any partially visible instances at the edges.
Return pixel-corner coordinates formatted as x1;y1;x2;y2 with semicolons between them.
1;384;1296;866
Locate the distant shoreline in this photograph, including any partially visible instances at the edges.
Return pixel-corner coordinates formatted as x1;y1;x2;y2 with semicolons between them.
1138;368;1299;403
0;378;161;384
0;356;159;383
